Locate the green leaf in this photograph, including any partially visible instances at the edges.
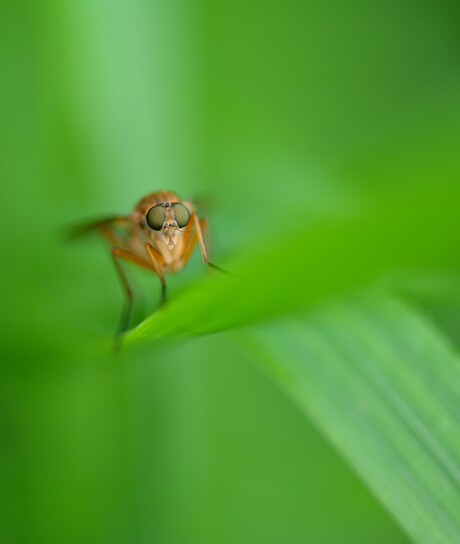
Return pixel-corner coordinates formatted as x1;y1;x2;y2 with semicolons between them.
235;296;460;544
124;184;460;348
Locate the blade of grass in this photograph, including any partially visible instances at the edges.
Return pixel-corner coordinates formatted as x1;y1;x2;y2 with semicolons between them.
125;185;460;348
234;296;460;544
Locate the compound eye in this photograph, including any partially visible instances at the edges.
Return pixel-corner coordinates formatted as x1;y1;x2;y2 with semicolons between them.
173;203;190;228
146;205;165;231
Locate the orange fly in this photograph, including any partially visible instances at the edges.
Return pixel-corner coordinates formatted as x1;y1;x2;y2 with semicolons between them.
73;190;224;341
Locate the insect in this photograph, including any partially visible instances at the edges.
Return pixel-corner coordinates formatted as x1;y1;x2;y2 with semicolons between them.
73;190;224;342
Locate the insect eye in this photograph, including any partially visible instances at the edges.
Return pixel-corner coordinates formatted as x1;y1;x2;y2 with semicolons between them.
146;205;165;231
173;203;190;228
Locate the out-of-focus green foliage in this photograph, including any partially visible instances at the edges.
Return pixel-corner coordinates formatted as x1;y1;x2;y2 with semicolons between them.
240;297;460;544
2;0;460;543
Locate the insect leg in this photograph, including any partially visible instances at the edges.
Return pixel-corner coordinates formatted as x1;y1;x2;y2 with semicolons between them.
111;248;135;349
145;243;167;304
179;223;199;267
111;248;156;346
192;214;230;275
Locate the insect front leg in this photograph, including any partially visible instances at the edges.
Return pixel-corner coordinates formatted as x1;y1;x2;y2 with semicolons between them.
192;214;230;275
145;243;167;304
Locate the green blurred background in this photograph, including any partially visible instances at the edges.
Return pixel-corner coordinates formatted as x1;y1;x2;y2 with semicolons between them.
2;0;460;542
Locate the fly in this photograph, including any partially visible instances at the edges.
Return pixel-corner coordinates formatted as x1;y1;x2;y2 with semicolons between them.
72;190;225;345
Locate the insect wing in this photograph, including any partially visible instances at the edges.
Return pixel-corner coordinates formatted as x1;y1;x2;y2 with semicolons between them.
67;216;132;242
